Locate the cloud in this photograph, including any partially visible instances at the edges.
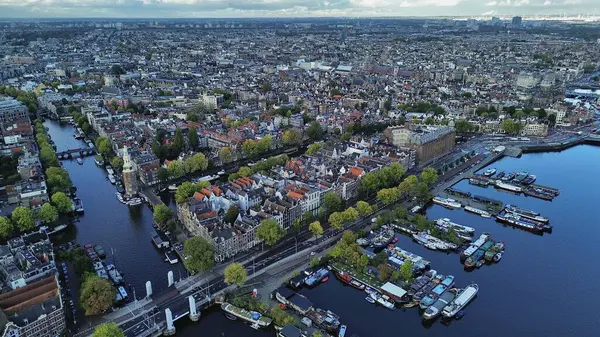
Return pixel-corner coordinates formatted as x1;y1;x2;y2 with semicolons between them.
0;0;597;17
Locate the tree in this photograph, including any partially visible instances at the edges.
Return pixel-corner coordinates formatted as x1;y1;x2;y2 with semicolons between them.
342;207;359;224
183;237;215;273
306;121;323;140
52;192;73;213
224;205;239;224
537;108;547;119
46;167;72;193
256;218;285;246
323;191;343;213
377;263;392;281
548;114;556;125
12;206;35;232
242;139;257;157
219;147;233;163
167;160;185;178
95;137;112;155
157;167;169;184
224;262;247;286
256;136;272;154
80;274;116;316
302;211;315;225
173;128;185;151
153;204;173;227
454;119;474;133
92;323;124;337
38;203;58;223
413;182;432;203
377;188;400;206
361;172;382;196
400;259;414;282
501;119;522;134
188;127;199;150
394;205;408;220
111;156;123;171
306;143;322;155
282;128;303;146
270;306;293;327
328;212;344;229
184;153;208;174
308;221;323;238
420;167;438;187
356;201;374;216
175;182;197;204
414;215;429;230
312;331;324;337
0;216;13;238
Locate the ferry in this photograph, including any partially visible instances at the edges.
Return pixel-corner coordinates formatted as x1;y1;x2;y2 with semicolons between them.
483;168;496;176
494;180;522;192
108;174;116;184
505;205;548;223
464;206;491;218
76;158;83;165
434;218;475;235
106;264;123;285
432;197;462;209
442;284;479;318
423;290;456;320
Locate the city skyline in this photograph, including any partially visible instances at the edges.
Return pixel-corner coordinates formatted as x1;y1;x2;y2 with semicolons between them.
0;0;599;19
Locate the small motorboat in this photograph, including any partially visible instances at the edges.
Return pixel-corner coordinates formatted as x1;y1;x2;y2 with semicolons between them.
476;260;484;268
493;251;503;262
455;310;465;320
77;158;83;165
322;276;329;283
365;296;376;304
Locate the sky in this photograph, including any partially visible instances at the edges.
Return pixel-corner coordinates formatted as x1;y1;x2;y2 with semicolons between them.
0;0;597;18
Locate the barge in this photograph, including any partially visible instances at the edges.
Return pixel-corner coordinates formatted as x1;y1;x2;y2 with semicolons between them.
505;205;549;223
442;284;479;318
463;206;491;218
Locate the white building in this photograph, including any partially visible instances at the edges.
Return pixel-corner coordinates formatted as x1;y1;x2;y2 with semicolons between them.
521;123;548;137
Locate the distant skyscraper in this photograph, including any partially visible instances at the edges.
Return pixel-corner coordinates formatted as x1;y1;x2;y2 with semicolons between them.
122;146;139;197
512;16;523;26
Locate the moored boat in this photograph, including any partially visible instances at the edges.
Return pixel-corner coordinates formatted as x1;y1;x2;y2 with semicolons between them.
505;205;548;223
494;180;522;192
221;303;272;328
460;233;491;259
419;283;447;309
365;296;376;304
76;158;83;165
463;206;491;218
493;251;504;262
442;284;479;318
423;290;456;320
108;174;116;184
432;197;462;209
434;218;475;235
305;268;329;287
513;171;529;183
502;172;516;181
464;250;485;269
521;175;537;185
496;212;546;232
106;264;123;285
94;245;106;258
483;168;496;176
349;279;365;290
338;325;347;337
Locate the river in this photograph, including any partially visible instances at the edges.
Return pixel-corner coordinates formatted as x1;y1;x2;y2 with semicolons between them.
47;119;600;337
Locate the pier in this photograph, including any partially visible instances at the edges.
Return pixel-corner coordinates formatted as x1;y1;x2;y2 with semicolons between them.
56;147;97;159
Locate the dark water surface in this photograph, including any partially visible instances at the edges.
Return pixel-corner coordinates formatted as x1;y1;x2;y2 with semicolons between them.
46;119;600;337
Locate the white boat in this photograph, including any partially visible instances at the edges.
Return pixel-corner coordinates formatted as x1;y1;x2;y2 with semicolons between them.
432;197;462;209
464;206;491;218
217;170;226;175
168;184;178;192
483;168;496;176
423;290;456;320
494;180;522;192
93;262;109;280
106;166;115;175
434;218;475;234
460;234;491;258
106;264;123;284
76;158;83;165
338;325;347;337
441;284;479;318
165;251;179;264
371;293;395;310
108;174;116;184
493;251;503;262
365;296;376;304
413;232;457;251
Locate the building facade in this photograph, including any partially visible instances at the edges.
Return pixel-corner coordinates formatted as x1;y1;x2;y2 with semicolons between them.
0;99;28;126
121;146;139;197
384;125;455;164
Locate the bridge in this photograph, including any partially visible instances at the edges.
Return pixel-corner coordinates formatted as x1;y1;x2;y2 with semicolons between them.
56;148;97;159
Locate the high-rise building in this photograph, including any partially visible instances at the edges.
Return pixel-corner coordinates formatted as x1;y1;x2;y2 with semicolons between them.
122;146;139;197
512;16;523;26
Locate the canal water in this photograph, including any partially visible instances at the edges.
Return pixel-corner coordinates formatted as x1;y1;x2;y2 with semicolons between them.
297;144;600;337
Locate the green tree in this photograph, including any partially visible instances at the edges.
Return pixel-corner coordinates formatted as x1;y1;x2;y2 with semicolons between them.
323;191;343;213
501;119;522;134
173;128;185;151
153;204;174;227
0;216;13;238
270;306;293;327
51;192;73;213
95;137;112;155
342;207;359;224
39;146;59;167
306;121;323;140
175;182;197;204
305;143;322;155
157;167;169;184
12;206;35;232
537;108;547;119
183;237;215;273
38;203;58;223
302;211;315;225
242;139;257;157
282;128;303;146
219;147;233;164
92;323;124;337
184;153;208;173
224;205;240;224
377;263;392;281
111;156;123;171
46;167;72;193
394;205;408;220
400;259;414;282
238;166;253;177
328;212;344;229
548;114;556;125
312;331;324;337
454;119;474;133
420;167;438;187
256;218;285;246
308;221;323;238
413;182;432;203
377;187;400;206
80;274;116;316
356;201;374;216
167;160;185;178
256;135;272;154
188;127;199;150
224;262;247;286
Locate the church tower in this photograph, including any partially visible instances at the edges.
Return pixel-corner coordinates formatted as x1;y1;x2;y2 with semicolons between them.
122;146;139;197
